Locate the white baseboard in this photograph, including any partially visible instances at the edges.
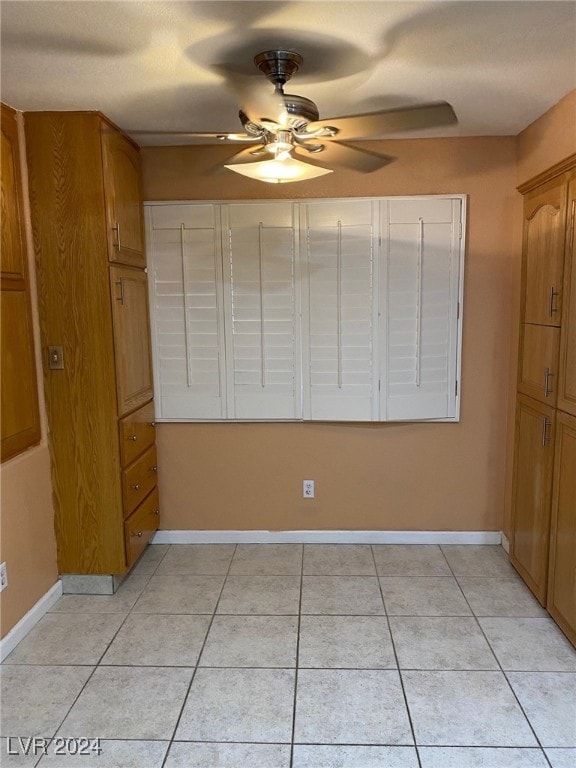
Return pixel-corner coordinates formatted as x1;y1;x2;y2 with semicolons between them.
152;530;502;545
0;580;62;662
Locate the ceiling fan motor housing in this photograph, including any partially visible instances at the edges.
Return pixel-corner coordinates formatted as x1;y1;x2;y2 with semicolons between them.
254;50;320;128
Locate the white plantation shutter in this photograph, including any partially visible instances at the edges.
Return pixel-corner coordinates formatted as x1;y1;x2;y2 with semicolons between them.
302;200;379;421
223;203;301;419
382;198;461;420
147;204;226;419
145;197;464;423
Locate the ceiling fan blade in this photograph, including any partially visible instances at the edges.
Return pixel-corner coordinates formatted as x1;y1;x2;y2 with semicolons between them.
125;130;261;143
221;145;269;164
213;66;285;125
296;141;393;173
308;102;457;141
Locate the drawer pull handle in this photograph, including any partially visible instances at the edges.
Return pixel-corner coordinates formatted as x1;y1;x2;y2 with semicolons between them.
131;530;143;538
129;435;138;441
151;465;158;473
130;483;140;491
544;368;553;397
154;509;160;516
541;417;552;447
548;286;559;317
149;421;156;428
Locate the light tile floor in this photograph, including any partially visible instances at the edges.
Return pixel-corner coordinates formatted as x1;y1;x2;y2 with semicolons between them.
1;544;575;768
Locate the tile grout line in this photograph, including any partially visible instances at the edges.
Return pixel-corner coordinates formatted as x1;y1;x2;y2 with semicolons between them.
370;544;422;768
159;543;238;768
289;545;305;768
441;545;555;766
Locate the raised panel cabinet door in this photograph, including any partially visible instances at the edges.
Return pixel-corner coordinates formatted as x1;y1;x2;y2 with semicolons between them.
522;176;567;327
517;323;561;406
110;265;153;416
547;411;576;646
102;128;146;268
1;104;27;279
558;176;576;417
510;394;556;604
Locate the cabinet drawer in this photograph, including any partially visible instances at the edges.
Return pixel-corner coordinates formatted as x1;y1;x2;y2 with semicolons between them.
518;323;560;405
125;488;160;567
119;401;155;466
122;445;157;517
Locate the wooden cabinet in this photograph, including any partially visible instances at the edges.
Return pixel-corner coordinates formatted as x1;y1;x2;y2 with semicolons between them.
547;411;576;646
25;111;159;578
510;396;556;604
557;177;576;417
1;103;41;462
511;156;576;644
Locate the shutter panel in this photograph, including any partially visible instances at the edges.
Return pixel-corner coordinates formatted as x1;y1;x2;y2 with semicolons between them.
383;198;462;421
223;203;301;419
303;200;378;421
146;204;226;419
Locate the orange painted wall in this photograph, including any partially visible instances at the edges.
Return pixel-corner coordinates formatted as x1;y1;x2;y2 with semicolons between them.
0;111;58;639
143;136;520;532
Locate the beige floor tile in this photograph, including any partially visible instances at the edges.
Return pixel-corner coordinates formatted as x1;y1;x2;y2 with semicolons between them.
298;615;395;668
38;739;168;766
4;614;125;666
441;546;516;577
418;747;549;767
132;573;224;614
507;672;576;747
458;578;548;617
57;666;192;740
175;668;295;743
0;666;93;738
101;614;211;666
217;575;301;615
229;545;302;575
545;748;576;768
390;616;498;670
379;577;471;616
294;669;413;745
0;739;40;767
402;670;537;746
293;745;419;767
165;742;291;767
301;576;384;615
303;545;376;575
130;544;170;575
155;544;236;575
480;618;576;671
200;615;297;667
373;545;451;576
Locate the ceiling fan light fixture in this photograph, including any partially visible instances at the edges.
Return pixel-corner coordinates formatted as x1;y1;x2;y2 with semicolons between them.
224;155;333;184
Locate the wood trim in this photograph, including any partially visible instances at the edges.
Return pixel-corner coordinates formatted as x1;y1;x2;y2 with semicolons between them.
518;153;576;194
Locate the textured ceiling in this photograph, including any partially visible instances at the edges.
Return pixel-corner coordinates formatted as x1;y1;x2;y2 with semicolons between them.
1;0;575;146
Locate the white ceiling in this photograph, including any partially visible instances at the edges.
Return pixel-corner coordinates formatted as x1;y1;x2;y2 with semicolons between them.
1;1;575;146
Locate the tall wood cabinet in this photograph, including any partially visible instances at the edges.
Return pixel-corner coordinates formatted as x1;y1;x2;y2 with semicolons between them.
25;111;159;578
1;103;41;462
510;155;576;644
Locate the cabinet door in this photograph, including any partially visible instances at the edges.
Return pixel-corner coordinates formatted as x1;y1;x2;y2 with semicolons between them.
558;177;576;417
547;411;576;646
102;128;146;268
510;395;556;604
517;323;560;405
522;176;567;326
1;104;41;461
110;266;153;416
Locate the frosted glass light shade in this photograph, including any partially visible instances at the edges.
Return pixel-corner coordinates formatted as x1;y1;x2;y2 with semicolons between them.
225;156;333;184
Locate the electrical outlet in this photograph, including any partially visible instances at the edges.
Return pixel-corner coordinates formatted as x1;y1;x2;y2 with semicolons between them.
0;562;7;592
303;480;315;498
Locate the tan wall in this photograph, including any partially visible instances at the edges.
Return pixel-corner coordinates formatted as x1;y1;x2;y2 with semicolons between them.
516;90;576;186
0;112;58;639
143;136;520;532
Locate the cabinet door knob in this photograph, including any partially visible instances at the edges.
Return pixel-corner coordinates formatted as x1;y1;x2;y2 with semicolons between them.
132;530;143;538
151;465;158;473
148;421;156;428
130;483;140;491
129;434;138;441
154;509;160;516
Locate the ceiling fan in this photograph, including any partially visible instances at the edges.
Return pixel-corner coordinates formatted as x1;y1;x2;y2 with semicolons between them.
132;49;458;183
